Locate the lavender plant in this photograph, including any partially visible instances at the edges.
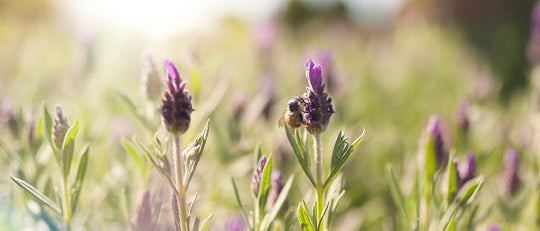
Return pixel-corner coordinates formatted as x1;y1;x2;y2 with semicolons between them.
231;147;294;231
128;59;211;231
281;59;365;230
387;116;484;231
9;104;89;230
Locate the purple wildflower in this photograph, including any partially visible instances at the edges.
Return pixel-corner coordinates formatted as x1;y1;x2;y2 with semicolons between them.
52;105;70;149
0;102;20;138
302;59;335;135
252;156;268;196
503;148;521;196
456;151;476;188
487;225;500;231
426;116;448;169
225;213;245;231
454;98;470;135
159;59;194;135
269;170;286;209
134;190;153;231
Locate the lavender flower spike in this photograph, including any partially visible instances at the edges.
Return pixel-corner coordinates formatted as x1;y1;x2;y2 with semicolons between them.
459;151;476;187
305;59;323;93
426;115;447;169
503;148;521;196
252;156;268;196
269;170;285;209
302;59;335;135
52;105;70;149
159;59;194;135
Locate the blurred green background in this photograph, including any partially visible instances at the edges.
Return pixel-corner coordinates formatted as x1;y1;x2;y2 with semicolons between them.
1;0;540;230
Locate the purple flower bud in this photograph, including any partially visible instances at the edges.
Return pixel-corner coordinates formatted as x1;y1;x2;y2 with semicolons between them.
52;105;70;149
159;59;194;135
503;148;521;196
426;116;448;169
134;190;153;231
305;59;323;93
0;102;20;138
453;158;461;187
269;170;285;209
454;99;470;135
458;151;476;188
252;156;268;196
225;213;245;231
302;59;334;135
487;225;500;231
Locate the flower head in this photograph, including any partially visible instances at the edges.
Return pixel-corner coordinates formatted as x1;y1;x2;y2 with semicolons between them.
426;115;448;169
503;148;521;196
302;59;335;135
52;105;70;149
252;156;268;196
455;151;476;188
159;59;194;135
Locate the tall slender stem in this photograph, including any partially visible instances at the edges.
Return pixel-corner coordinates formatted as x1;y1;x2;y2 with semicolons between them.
314;134;324;229
173;135;188;231
61;175;71;230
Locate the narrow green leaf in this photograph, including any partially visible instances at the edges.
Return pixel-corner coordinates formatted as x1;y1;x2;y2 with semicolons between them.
323;130;365;190
445;217;455;231
385;165;411;229
446;155;457;205
192;217;201;231
199;214;214;231
10;176;61;216
297;202;315;231
258;155;273;214
71;144;89;213
42;104;58;161
455;176;484;206
260;175;294;231
285;126;316;187
424;137;436;182
231;178;251;230
122;139;144;173
62;118;79;178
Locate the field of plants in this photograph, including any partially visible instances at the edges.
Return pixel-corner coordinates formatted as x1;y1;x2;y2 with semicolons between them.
1;0;540;230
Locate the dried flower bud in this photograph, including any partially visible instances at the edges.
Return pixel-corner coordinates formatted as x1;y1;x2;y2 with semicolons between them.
457;151;476;188
454;99;470;135
252;156;268;196
503;148;521;196
52;105;70;149
141;50;162;101
134;190;153;231
269;170;286;210
225;213;245;231
1;102;21;138
302;59;334;135
159;59;194;135
426;115;448;169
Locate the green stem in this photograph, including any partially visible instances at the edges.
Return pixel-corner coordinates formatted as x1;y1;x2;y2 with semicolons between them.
314;134;324;230
62;175;71;230
173;135;189;231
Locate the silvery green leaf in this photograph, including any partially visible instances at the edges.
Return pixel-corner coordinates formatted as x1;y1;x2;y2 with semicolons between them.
42;104;58;162
185;119;210;191
199;214;214;231
258;155;273;215
324;128;365;191
260;175;294;231
386;165;411;229
71;144;89;213
285;126;316;187
297;201;315;231
446;154;457;205
231;178;251;230
122;139;144;173
11;176;61;216
61;118;79;179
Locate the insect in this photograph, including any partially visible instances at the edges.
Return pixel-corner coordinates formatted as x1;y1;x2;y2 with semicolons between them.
278;96;305;130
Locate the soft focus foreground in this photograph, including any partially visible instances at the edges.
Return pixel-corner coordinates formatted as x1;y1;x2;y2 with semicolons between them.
1;0;540;230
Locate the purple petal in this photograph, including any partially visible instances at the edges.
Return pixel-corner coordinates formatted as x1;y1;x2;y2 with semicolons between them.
163;59;181;89
305;59;322;92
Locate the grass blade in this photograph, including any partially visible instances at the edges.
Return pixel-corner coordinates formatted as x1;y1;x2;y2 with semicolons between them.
11;176;61;216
